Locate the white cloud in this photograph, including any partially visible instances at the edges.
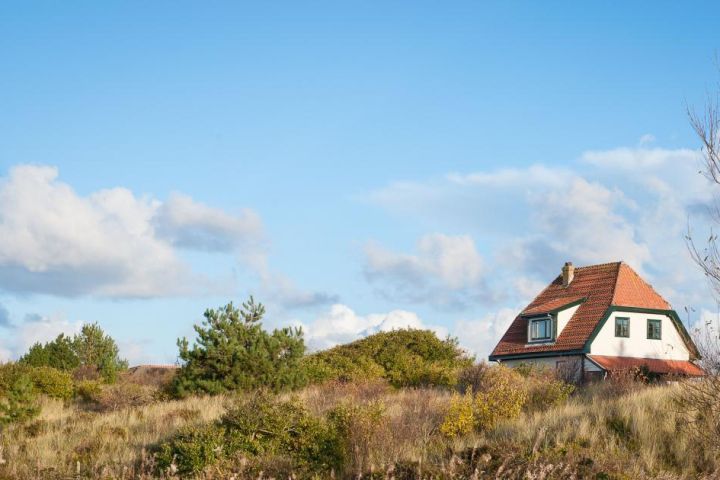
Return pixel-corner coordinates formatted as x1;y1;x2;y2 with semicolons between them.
0;165;244;297
453;307;518;358
522;177;651;274
155;192;265;254
364;140;716;326
363;233;491;308
0;164;334;306
14;312;82;356
301;303;447;351
580;146;698;171
259;271;340;309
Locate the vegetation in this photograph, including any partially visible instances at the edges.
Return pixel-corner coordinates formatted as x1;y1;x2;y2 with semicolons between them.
0;374;717;479
19;323;128;383
301;328;473;388
171;297;307;397
0;297;716;479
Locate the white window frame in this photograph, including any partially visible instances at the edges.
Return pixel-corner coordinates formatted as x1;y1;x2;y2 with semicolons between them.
528;315;554;343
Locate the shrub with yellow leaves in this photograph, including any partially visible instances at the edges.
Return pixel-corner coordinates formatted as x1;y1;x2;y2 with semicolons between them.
441;365;527;438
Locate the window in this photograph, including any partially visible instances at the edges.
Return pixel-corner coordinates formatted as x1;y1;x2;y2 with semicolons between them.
615;317;630;338
647;319;662;340
529;316;553;341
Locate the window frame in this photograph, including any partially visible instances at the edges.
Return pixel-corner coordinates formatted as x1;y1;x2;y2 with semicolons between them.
615;317;630;338
647;318;662;340
528;315;554;343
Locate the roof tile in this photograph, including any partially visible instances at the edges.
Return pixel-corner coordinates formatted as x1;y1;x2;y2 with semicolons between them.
589;355;705;376
491;262;676;357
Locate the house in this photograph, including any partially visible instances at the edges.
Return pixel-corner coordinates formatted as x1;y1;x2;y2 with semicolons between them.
489;261;704;381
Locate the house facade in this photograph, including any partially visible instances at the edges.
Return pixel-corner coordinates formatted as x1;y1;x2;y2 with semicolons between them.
489;261;703;380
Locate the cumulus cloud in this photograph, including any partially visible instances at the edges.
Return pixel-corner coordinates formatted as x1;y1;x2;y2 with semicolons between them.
453;307;518;358
363;233;493;308
0;164;335;306
155;192;265;254
259;271;340;309
364;141;716;324
301;303;447;351
13;312;82;357
517;177;651;275
0;165;247;297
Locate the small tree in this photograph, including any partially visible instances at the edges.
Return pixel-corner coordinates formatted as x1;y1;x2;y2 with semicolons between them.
20;333;79;371
72;323;128;383
18;324;127;383
0;374;39;427
172;297;307;397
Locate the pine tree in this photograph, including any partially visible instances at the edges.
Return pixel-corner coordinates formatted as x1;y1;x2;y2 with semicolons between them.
172;297;307;397
0;374;39;427
20;333;79;372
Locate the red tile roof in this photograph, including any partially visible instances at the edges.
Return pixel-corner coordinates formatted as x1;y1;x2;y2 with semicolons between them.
522;296;586;316
490;262;680;358
589;355;705;376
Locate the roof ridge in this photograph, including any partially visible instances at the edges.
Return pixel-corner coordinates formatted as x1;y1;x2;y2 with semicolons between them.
574;261;623;271
609;261;624;305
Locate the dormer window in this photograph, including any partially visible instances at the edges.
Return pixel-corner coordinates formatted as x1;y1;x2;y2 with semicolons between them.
529;315;554;342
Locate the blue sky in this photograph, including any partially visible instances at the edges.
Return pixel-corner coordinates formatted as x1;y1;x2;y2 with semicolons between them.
1;2;719;363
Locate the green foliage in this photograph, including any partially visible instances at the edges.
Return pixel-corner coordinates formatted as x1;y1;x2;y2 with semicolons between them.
20;333;79;372
328;400;388;474
19;324;127;383
222;394;341;472
525;376;575;411
0;363;73;401
302;329;473;388
441;366;527;438
74;380;103;402
156;394;342;476
156;424;226;475
26;366;73;400
73;323;128;383
0;372;39;427
171;297;307;397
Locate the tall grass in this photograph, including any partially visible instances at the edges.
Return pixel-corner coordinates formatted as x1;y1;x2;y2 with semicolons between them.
0;395;228;479
0;380;717;479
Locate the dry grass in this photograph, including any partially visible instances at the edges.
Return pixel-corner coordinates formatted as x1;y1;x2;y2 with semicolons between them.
0;380;717;479
0;394;228;479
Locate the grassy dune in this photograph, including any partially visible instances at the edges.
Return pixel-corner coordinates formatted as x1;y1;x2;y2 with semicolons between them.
0;380;716;479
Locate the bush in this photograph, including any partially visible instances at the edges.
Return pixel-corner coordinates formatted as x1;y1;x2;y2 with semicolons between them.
26;366;73;400
0;374;39;427
156;424;226;475
221;394;341;473
524;376;574;412
439;390;475;438
302;329;473;388
18;324;127;383
156;394;342;476
74;380;103;402
78;381;158;411
0;363;73;401
328;400;387;475
172;297;307;397
441;366;527;438
457;362;490;394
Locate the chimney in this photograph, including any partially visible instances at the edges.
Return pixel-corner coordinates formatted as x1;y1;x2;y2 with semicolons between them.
562;262;575;287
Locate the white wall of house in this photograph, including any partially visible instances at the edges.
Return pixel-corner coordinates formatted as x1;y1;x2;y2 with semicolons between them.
501;355;603;370
499;355;603;381
556;304;581;337
588;310;690;360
